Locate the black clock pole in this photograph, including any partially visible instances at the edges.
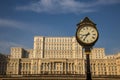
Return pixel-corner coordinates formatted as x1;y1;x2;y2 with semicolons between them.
85;47;92;80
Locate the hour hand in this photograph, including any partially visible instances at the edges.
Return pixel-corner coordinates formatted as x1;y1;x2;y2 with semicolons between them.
80;32;90;37
79;34;86;36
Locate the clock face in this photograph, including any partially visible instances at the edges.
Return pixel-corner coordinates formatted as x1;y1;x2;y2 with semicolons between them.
77;26;98;44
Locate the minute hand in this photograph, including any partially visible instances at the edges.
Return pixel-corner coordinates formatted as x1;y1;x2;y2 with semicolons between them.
83;32;90;41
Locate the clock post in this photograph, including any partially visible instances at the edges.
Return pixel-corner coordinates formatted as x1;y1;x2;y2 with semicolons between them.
75;17;99;80
84;46;92;80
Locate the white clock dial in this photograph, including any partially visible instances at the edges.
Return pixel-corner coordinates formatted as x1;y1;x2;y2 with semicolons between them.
77;26;98;44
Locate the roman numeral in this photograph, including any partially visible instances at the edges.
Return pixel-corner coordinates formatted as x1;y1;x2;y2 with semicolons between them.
92;37;95;39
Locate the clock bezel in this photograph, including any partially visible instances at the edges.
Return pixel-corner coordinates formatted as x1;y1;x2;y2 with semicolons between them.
76;25;99;47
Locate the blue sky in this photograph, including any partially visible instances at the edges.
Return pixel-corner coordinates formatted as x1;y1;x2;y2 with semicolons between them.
0;0;120;55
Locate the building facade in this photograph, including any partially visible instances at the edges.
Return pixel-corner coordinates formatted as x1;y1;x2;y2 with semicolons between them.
6;36;120;76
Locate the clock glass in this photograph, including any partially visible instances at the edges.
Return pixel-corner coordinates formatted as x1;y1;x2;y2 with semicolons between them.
77;26;98;44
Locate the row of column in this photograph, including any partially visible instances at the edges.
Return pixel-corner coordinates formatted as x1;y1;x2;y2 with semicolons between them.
7;63;18;74
21;63;31;74
40;62;75;74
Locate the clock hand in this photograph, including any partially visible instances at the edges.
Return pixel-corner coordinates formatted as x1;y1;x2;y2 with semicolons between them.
80;33;88;37
83;32;90;41
80;34;87;41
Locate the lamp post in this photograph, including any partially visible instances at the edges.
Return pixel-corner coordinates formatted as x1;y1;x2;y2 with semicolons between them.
76;17;99;80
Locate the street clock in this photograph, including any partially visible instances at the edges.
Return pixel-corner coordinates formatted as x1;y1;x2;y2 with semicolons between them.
76;17;99;48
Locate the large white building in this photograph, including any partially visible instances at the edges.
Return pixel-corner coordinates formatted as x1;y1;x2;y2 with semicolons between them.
5;36;120;76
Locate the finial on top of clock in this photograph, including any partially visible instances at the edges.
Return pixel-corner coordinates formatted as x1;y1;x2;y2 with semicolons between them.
77;17;96;26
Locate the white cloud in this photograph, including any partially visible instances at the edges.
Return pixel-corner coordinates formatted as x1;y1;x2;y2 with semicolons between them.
0;19;35;54
110;47;120;54
0;18;40;34
0;18;70;35
0;41;28;54
96;0;120;5
0;19;27;29
16;0;120;14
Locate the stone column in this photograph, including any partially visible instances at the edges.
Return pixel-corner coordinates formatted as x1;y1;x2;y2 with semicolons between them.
53;62;55;74
83;60;85;74
67;63;69;74
50;62;52;74
62;62;63;74
70;63;71;73
43;63;45;73
48;63;50;74
52;62;54;74
72;63;74;74
65;62;67;74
